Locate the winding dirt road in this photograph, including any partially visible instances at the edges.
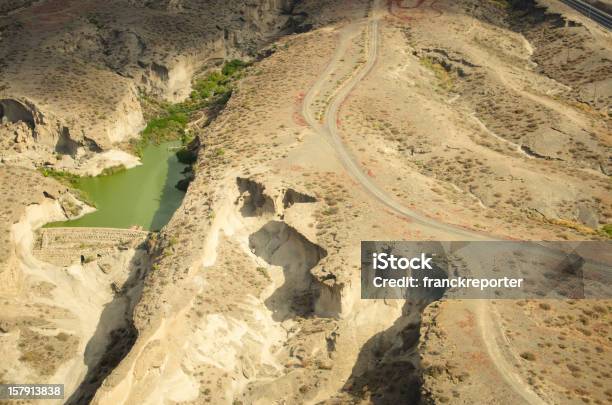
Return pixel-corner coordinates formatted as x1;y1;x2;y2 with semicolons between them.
301;16;486;241
300;2;547;404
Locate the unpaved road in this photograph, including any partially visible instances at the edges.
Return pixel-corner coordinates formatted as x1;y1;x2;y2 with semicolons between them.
301;2;546;404
476;301;548;405
302;7;487;241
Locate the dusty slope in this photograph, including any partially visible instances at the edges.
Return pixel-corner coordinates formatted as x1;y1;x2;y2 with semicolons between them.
341;0;611;239
0;0;609;404
0;1;309;403
0;166;150;404
93;0;609;404
420;298;612;405
91;1;450;403
0;0;301;169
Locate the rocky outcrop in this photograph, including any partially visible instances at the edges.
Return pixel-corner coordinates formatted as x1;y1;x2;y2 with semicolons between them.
0;166;150;401
0;0;301;165
0;87;144;166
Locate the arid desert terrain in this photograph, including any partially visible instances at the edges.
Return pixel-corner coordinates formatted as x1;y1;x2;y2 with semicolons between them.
0;0;610;404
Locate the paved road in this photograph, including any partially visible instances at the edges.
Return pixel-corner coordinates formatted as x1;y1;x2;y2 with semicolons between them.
559;0;612;29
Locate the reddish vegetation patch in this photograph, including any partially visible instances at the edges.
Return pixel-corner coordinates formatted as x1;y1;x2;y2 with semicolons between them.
393;0;427;9
292;92;308;126
386;0;442;21
293;111;307;126
456;308;476;330
385;210;413;223
468;351;491;367
398;215;412;224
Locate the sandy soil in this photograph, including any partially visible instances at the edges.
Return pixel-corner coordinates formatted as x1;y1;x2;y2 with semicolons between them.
0;0;609;404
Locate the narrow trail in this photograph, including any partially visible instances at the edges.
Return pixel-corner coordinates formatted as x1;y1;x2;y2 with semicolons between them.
302;4;486;241
300;1;546;403
476;301;548;405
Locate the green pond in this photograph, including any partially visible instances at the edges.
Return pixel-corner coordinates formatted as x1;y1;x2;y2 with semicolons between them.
47;141;188;231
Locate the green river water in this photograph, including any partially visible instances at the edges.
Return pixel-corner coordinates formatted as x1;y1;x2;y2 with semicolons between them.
47;141;188;231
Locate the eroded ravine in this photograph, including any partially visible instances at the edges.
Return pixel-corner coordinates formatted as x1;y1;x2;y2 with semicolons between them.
300;1;548;403
5;191;154;404
82;6;494;405
64;249;151;405
250;220;328;320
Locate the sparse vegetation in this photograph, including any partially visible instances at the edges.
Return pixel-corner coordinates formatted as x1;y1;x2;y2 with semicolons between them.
38;167;94;206
487;0;510;9
420;56;455;91
600;224;612;238
17;327;78;376
38;167;81;187
539;302;551;310
256;266;271;281
99;164;126;177
520;351;536;361
132;60;249;156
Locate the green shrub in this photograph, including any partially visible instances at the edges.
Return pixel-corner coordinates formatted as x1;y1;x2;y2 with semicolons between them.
38;167;80;186
37;168;96;207
133;60;247;156
222;59;248;76
99;164;126;177
420;56;454;91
